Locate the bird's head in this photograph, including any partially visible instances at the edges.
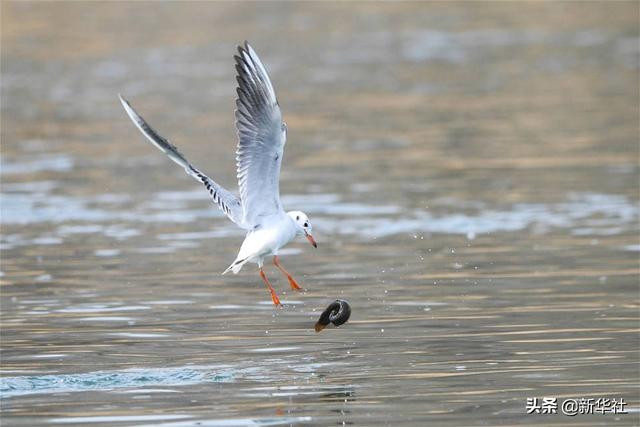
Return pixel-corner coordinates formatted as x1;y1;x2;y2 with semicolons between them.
287;211;317;248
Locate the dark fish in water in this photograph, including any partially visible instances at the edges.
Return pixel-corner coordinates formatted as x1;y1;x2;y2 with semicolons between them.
315;300;351;332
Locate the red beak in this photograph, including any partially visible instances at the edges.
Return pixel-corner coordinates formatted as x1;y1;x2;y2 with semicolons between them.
305;233;317;248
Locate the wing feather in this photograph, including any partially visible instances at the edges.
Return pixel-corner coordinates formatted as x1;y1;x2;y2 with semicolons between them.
234;42;286;226
119;95;247;229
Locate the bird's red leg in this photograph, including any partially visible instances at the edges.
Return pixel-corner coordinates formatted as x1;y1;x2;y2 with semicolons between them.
273;256;304;291
259;267;281;306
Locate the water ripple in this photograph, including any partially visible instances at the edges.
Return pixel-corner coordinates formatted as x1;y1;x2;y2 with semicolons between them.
1;190;635;242
136;416;313;427
1;366;233;398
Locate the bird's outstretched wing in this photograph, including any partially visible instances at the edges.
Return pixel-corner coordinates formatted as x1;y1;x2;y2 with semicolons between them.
119;95;247;229
234;42;286;227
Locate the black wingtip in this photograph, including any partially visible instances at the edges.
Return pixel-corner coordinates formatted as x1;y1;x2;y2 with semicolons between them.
237;42;247;57
237;40;253;57
118;94;134;113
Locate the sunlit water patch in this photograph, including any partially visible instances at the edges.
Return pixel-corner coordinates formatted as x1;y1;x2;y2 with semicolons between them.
315;192;638;238
48;415;195;424
135;416;313;427
77;316;134;322
1;186;636;245
0;193;112;225
1;154;74;175
108;332;171;338
56;304;150;314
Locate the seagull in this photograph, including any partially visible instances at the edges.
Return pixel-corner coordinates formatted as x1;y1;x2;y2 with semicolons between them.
119;41;317;306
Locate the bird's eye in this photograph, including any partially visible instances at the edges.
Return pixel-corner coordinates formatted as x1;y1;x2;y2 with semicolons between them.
296;215;300;220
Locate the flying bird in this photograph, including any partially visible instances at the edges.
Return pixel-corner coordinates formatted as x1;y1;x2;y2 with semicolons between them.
119;42;316;306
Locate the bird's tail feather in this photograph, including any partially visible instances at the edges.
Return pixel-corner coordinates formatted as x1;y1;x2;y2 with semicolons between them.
222;257;249;275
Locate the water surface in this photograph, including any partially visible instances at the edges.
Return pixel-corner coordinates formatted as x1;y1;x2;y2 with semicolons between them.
2;2;639;426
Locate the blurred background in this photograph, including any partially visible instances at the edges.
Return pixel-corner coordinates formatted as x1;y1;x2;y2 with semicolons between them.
1;2;638;426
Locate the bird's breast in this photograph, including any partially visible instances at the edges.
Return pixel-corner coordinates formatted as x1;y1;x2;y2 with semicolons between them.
239;218;295;258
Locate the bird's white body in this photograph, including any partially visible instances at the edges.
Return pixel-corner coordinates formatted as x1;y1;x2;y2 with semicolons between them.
225;213;297;273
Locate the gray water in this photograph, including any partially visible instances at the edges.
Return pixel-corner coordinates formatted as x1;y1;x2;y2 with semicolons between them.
2;2;639;426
